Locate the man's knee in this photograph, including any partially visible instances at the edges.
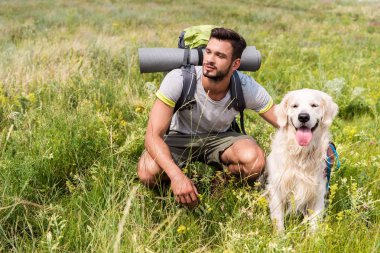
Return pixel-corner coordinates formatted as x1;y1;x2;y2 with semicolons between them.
239;147;265;177
223;139;266;178
137;151;161;186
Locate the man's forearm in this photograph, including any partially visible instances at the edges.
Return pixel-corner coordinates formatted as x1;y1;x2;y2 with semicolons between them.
145;135;183;180
260;105;279;128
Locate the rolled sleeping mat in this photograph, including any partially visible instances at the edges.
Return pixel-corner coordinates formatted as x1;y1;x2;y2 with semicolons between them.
138;46;261;73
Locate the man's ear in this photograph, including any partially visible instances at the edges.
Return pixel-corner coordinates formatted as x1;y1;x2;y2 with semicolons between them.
232;58;241;71
276;93;290;128
320;92;338;126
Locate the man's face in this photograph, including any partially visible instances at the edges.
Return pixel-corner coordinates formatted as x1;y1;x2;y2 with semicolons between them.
203;38;237;81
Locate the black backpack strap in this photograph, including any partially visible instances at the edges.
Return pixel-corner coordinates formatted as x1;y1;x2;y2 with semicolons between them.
229;71;246;111
197;47;204;65
182;48;190;66
169;44;196;134
174;47;194;112
238;111;246;135
228;71;246;135
167;65;197;135
178;31;186;48
174;65;197;113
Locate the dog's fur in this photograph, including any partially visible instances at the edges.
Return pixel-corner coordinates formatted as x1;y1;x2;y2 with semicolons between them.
266;89;338;232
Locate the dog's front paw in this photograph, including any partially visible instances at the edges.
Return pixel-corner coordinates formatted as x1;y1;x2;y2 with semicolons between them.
276;223;285;233
308;218;320;233
271;217;285;233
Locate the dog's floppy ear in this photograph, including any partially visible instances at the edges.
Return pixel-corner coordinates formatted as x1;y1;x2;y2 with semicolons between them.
320;92;339;126
275;93;291;128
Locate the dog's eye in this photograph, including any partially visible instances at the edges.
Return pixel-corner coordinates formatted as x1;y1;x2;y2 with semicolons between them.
291;104;298;108
311;104;319;108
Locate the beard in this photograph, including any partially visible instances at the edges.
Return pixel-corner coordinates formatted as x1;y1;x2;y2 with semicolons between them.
203;62;233;82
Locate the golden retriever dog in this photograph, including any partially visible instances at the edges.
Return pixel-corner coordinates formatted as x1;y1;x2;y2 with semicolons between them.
266;89;338;232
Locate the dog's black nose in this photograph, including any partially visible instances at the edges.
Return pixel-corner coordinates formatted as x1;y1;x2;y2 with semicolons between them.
298;113;310;123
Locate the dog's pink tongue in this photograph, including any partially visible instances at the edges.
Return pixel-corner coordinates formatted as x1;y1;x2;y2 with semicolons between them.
296;127;313;146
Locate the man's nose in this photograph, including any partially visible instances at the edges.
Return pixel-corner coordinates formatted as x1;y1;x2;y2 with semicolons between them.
205;53;215;63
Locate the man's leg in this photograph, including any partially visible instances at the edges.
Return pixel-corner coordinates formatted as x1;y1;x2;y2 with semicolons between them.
137;150;167;187
137;132;199;187
327;144;335;168
220;138;266;181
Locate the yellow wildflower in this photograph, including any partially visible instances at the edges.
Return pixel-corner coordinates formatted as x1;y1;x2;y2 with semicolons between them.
336;211;344;222
120;120;127;127
27;93;36;104
177;225;188;234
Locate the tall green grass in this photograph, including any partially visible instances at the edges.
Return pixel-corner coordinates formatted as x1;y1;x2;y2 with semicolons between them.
0;0;379;252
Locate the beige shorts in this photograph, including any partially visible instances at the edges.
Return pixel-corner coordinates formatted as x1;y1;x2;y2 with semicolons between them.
164;130;254;169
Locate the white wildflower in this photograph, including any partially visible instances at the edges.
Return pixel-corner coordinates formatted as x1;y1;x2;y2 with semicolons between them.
46;231;52;244
324;77;345;97
145;82;157;96
269;242;278;249
351;87;365;98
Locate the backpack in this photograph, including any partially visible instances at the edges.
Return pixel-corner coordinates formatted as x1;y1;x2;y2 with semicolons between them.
173;25;247;134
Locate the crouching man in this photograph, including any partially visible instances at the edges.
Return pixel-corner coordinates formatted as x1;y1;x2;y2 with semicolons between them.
137;27;277;207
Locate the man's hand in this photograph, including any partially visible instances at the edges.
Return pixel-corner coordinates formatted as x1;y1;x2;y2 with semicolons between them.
327;144;335;166
144;99;199;207
170;172;199;207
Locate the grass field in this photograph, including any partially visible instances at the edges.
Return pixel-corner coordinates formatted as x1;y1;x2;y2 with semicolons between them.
0;0;379;252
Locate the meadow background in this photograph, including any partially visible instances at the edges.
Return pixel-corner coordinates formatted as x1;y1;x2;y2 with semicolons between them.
0;0;379;252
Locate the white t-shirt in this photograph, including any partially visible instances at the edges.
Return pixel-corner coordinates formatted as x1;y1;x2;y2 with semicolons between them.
156;66;273;134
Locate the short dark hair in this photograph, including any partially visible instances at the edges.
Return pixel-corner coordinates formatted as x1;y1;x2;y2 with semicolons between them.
210;27;247;60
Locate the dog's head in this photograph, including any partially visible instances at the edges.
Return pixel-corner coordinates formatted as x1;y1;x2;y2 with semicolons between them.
276;89;338;146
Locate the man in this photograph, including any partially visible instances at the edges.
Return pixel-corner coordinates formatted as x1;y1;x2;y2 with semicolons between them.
137;27;278;207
